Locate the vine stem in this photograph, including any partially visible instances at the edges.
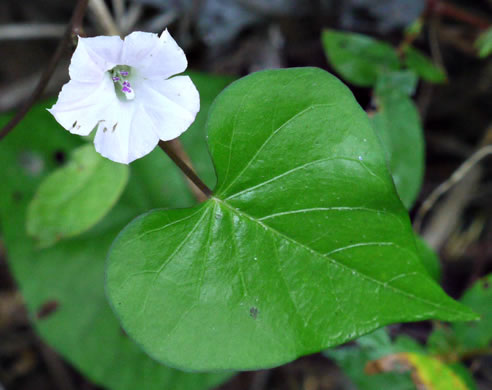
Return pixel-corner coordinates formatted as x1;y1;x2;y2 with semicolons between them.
427;0;490;30
159;140;213;201
0;0;90;141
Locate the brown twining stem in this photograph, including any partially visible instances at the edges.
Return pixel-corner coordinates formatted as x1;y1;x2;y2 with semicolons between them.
0;0;90;141
427;0;490;30
159;139;213;201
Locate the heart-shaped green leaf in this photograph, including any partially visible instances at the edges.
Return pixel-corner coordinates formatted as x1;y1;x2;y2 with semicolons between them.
26;144;129;247
106;68;475;372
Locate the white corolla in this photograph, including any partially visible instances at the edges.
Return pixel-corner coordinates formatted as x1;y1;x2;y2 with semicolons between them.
49;30;199;164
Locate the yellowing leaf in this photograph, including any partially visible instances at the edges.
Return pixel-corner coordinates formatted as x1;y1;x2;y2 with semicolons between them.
367;352;469;390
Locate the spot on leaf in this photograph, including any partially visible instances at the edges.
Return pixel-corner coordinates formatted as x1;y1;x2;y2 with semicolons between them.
37;300;59;319
249;307;258;319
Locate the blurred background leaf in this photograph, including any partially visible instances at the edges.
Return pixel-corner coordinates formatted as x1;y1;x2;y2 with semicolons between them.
325;329;419;390
475;27;492;58
374;70;418;96
402;45;447;84
367;352;469;390
415;236;441;282
322;29;400;86
26;144;129;248
370;87;424;209
0;73;234;390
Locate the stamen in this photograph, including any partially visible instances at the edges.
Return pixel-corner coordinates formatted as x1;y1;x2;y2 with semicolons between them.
121;81;135;100
120;71;129;76
112;76;120;82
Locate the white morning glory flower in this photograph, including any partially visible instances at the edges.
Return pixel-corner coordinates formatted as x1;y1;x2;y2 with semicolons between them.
48;30;199;164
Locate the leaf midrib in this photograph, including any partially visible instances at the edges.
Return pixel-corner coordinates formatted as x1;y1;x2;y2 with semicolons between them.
211;196;467;318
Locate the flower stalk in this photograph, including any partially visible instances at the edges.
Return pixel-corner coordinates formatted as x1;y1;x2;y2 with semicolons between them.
158;140;213;201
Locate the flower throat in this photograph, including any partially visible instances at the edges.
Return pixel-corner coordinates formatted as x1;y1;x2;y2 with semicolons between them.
110;65;135;101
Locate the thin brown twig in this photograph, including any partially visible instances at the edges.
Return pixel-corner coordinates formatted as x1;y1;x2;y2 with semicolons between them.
427;0;491;30
120;3;144;35
159;140;213;201
0;0;90;142
0;24;66;40
396;18;423;56
414;145;492;232
112;0;126;28
88;0;120;36
436;2;490;30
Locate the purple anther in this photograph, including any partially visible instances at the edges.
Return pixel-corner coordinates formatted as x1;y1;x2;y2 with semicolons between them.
120;71;129;76
112;76;120;82
122;86;132;93
123;81;129;86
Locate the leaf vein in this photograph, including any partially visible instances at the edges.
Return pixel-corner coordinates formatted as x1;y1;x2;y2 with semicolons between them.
225;157;366;200
218;103;335;197
258;206;395;222
213;197;464;317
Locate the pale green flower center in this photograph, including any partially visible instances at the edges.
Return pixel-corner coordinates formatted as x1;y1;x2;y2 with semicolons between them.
109;65;135;101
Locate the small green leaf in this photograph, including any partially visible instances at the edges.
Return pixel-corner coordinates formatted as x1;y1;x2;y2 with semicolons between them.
453;274;492;350
26;144;129;247
322;29;400;86
371;88;424;209
475;27;492;58
375;70;418;96
403;45;447;84
107;68;475;372
415;236;441;282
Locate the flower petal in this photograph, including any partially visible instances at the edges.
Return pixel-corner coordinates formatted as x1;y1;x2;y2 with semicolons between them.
94;102;160;164
121;29;187;79
136;75;200;141
70;36;123;83
48;77;118;136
